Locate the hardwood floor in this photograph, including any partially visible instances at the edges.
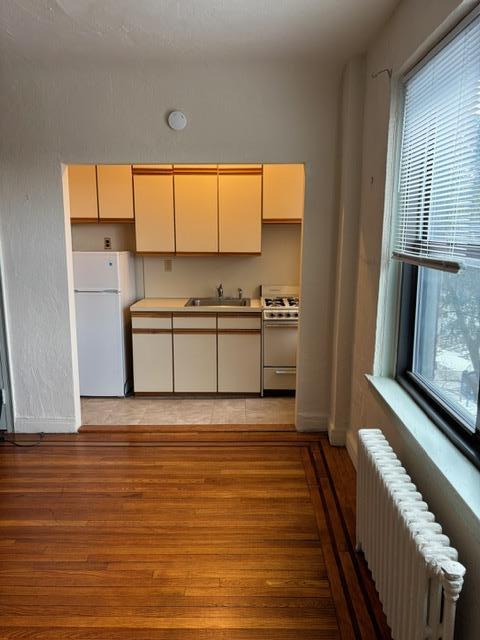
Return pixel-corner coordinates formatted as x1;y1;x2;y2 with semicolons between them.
0;428;391;639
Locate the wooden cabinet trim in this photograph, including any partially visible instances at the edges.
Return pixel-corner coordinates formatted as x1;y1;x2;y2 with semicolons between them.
262;218;302;224
173;329;217;335
98;218;135;224
218;167;263;175
131;312;172;318
136;251;176;256
173;312;217;318
218;329;261;335
174;167;218;175
217;312;262;318
220;252;262;256
132;167;173;175
70;218;98;224
132;329;172;334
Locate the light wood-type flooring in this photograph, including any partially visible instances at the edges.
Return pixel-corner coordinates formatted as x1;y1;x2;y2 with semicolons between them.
80;396;296;425
0;426;392;639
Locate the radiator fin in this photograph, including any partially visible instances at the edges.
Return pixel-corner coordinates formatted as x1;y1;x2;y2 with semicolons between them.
356;429;465;640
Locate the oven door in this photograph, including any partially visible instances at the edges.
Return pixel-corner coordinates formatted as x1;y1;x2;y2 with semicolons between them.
263;321;298;367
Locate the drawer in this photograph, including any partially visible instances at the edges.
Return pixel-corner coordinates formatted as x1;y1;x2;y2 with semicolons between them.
218;315;261;330
132;315;172;330
263;323;298;367
263;367;296;390
173;314;217;330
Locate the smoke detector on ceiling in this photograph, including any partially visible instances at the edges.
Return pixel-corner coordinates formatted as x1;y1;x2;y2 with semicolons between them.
167;111;187;131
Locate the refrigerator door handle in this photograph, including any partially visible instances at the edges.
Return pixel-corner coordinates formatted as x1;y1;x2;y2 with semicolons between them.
75;289;120;294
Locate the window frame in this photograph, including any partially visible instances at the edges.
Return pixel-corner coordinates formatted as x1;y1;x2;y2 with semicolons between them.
391;5;480;470
396;262;480;469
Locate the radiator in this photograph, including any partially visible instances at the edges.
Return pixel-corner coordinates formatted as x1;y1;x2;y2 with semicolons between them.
356;429;466;640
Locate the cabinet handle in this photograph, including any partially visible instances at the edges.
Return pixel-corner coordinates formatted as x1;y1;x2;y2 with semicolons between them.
263;322;298;328
274;369;295;375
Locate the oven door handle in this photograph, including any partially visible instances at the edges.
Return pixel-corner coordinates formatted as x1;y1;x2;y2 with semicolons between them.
263;322;298;328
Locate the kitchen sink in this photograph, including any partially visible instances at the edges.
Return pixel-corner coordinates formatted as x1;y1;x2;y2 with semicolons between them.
185;297;251;307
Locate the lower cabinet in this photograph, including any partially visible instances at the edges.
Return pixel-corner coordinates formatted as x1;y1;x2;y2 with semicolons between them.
218;334;261;393
132;312;261;394
132;314;173;393
217;315;261;393
173;314;217;392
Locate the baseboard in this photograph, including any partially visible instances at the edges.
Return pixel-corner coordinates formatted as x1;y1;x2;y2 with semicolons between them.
296;412;328;432
346;429;358;469
14;417;79;433
327;427;347;446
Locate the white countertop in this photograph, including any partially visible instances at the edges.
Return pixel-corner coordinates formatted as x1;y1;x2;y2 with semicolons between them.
130;297;262;313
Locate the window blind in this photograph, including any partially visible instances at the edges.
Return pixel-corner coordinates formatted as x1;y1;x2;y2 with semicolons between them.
393;14;480;273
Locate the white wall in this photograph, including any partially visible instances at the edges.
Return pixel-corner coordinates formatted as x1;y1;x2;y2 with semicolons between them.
0;57;340;432
346;1;480;637
329;56;365;444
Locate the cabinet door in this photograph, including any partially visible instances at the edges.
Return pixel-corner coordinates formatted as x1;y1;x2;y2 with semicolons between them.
218;165;262;253
263;164;305;222
97;165;134;221
132;332;173;393
174;332;217;392
218;332;261;393
66;165;98;222
174;165;218;253
133;167;175;253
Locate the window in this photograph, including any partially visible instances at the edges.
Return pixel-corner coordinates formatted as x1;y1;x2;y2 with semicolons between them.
395;10;480;467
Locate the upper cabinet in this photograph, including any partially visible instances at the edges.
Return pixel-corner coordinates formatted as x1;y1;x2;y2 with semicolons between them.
133;165;175;254
66;165;98;222
218;165;262;254
174;165;218;253
263;164;305;223
97;164;134;221
68;163;305;243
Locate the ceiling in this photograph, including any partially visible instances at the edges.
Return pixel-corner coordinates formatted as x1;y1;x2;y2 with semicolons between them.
1;0;399;64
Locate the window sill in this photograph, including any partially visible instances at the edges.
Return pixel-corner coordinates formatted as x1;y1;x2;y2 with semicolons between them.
366;375;480;523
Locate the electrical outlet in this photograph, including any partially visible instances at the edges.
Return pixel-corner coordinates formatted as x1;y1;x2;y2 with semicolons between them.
104;237;112;250
164;259;172;272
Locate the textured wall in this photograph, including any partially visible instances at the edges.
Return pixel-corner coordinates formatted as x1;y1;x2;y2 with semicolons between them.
0;58;340;432
347;1;480;637
329;56;365;443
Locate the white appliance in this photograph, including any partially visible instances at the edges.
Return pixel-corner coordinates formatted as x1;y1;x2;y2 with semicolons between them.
73;252;136;396
261;285;299;394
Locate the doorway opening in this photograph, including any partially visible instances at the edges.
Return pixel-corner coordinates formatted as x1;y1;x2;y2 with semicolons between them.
64;163;303;428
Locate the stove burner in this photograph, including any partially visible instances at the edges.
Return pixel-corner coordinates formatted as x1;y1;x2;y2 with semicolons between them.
264;297;286;307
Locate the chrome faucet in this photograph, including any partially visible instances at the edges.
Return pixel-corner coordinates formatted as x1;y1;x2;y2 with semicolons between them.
216;283;224;299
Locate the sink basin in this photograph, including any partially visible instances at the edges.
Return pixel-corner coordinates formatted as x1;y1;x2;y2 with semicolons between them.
185;297;251;307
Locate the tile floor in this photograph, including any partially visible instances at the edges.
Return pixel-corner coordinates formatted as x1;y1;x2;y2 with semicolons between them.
80;396;296;425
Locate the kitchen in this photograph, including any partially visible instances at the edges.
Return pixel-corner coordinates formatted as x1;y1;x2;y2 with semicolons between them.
66;162;304;425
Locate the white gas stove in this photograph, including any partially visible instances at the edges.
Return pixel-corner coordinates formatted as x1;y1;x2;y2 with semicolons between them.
260;285;300;321
260;285;299;394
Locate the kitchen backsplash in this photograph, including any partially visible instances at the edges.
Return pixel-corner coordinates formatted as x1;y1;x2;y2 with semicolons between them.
71;223;301;299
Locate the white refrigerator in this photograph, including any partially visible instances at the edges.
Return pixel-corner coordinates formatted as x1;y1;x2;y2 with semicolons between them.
73;252;137;396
